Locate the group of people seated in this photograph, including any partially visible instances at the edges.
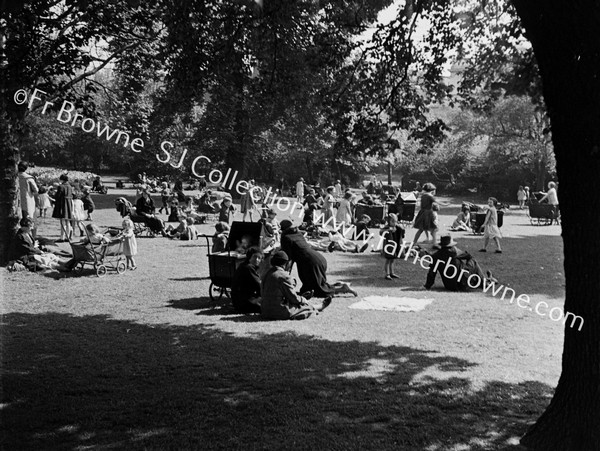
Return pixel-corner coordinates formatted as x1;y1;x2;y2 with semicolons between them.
221;219;359;320
231;248;332;320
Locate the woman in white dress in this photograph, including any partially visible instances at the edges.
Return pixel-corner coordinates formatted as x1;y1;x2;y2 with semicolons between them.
335;191;353;226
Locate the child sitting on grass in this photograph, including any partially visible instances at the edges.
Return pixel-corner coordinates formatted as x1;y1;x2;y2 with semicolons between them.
165;214;188;238
450;205;471;232
180;217;198;241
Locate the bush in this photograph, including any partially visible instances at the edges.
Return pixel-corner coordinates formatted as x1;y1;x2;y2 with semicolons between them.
28;166;99;187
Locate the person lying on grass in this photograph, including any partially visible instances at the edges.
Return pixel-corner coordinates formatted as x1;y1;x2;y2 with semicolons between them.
307;230;369;253
260;250;332;320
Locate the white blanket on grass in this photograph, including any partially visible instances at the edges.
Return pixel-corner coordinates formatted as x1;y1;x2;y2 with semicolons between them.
349;296;434;312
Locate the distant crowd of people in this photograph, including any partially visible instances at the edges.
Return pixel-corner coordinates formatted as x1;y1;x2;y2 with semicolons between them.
10;162;560;322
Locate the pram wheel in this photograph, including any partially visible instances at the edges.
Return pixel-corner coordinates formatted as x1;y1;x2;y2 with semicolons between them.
209;282;222;302
209;283;229;302
146;230;155;237
96;265;107;277
116;261;127;274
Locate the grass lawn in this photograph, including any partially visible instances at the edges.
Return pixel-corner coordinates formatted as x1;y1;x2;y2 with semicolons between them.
1;187;566;450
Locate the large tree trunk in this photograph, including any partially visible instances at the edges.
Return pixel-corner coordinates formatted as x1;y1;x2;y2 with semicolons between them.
513;1;600;449
0;108;21;265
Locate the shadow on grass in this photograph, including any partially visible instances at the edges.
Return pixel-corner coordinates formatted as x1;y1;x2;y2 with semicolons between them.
166;297;239;317
168;276;209;282
0;312;548;450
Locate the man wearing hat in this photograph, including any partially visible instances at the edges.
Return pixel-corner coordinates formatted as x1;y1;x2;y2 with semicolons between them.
261;250;332;320
424;235;491;291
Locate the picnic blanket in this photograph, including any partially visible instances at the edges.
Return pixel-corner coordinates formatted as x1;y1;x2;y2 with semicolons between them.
349;296;434;312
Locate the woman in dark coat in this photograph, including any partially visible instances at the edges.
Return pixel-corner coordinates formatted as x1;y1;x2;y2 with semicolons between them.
52;174;74;241
280;220;357;297
231;248;263;314
413;182;438;244
135;190;165;234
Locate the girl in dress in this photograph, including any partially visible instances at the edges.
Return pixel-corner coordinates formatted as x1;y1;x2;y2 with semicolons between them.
37;186;52;218
480;197;503;253
380;213;405;280
322;186;336;223
52;174;74;241
71;192;87;237
517;186;526;209
335;191;353;226
158;182;171;214
240;184;257;222
119;217;138;270
413;183;443;245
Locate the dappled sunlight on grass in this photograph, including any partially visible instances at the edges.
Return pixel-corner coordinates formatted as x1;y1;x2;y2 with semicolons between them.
2;196;566;449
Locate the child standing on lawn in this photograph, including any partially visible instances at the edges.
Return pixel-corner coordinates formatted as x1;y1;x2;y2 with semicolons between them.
380;213;405;280
219;196;236;224
37;186;52;218
159;182;171;214
480;197;502;253
119;217;138;270
71;192;87;236
81;187;95;220
517;186;526;209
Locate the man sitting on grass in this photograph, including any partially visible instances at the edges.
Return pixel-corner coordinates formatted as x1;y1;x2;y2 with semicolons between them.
261;251;332;320
424;235;496;291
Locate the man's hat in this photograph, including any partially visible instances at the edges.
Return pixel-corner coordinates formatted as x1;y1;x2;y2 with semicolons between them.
280;219;293;231
266;208;277;216
439;235;457;248
271;250;289;266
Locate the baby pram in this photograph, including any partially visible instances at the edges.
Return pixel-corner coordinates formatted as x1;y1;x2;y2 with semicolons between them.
355;203;385;227
527;198;560;225
66;227;126;277
115;197;155;237
200;221;267;302
387;192;417;226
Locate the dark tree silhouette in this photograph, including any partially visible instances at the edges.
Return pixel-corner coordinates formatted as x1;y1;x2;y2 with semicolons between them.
511;0;600;448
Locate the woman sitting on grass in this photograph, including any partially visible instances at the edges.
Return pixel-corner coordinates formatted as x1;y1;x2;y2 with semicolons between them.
231;247;263;314
10;217;63;271
261;251;332;320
